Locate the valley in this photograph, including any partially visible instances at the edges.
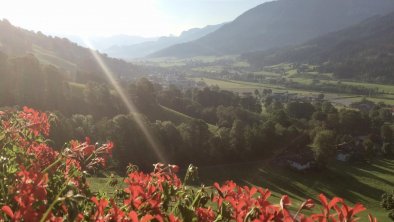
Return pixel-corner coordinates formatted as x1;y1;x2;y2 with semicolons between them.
1;0;394;221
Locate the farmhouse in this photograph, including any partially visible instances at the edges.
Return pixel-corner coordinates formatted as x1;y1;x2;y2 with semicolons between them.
274;146;316;171
336;140;365;162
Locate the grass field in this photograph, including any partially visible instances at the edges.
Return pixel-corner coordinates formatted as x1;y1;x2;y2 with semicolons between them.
33;45;78;72
253;70;282;77
88;158;394;220
191;77;258;90
269;62;394;96
198;158;394;220
134;55;243;68
193;77;338;99
192;77;394;107
158;105;218;132
324;80;394;94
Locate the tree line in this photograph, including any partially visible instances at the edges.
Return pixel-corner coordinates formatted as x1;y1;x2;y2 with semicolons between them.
1;53;393;171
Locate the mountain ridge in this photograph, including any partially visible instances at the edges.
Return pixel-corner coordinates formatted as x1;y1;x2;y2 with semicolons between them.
104;23;223;60
0;19;140;81
66;35;158;51
151;0;394;58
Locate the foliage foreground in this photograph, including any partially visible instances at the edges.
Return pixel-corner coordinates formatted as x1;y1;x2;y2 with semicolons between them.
0;107;378;221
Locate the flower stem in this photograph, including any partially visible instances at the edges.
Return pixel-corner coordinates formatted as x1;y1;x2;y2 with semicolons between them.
39;183;68;222
42;155;63;173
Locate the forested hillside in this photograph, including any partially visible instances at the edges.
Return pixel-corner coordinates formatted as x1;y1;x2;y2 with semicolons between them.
0;19;140;82
244;12;394;83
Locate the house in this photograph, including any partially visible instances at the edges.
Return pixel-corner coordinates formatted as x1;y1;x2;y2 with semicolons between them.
274;147;316;171
335;141;365;162
336;142;354;162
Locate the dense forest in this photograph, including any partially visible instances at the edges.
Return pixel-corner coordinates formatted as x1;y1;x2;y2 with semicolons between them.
1;50;393;171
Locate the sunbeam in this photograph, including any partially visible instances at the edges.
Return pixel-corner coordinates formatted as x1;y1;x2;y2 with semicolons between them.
81;38;167;163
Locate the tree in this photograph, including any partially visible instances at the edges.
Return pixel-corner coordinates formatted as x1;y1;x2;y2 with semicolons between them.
381;143;393;156
254;89;261;98
83;81;113;117
286;101;315;119
312;130;336;167
240;96;262;113
321;101;337;114
12;54;46;108
381;125;393;143
379;108;392;123
339;109;369;135
270;110;290;127
312;111;326;121
109;114;157;169
43;65;66;110
153;121;183;163
363;139;375;160
230;120;246;156
177;119;212;164
0;52;14;106
129;78;157;111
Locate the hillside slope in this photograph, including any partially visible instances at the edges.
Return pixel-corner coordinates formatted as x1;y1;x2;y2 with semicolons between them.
0;19;139;81
151;0;394;58
244;12;394;82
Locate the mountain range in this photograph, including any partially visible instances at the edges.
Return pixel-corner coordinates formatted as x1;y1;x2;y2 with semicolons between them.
2;0;394;83
66;35;158;51
151;0;394;58
103;24;223;60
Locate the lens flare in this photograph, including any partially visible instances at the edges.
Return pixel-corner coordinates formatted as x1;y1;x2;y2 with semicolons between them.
82;38;166;163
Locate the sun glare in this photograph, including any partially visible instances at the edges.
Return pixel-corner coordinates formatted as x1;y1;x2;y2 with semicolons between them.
82;37;167;163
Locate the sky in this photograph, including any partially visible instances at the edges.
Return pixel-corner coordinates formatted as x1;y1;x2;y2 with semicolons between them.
0;0;270;38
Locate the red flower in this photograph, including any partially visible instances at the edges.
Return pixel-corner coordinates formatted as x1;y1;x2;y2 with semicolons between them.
1;206;15;220
91;197;109;221
168;214;182;222
19;106;50;136
108;199;125;222
128;211;139;222
27;143;59;170
196;207;216;222
8;166;49;221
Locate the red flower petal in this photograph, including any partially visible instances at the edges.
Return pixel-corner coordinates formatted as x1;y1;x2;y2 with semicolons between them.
128;211;139;222
1;206;14;219
319;194;328;208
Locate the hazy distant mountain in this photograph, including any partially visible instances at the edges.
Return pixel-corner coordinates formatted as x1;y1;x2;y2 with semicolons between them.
151;0;394;58
104;24;223;60
0;19;140;81
244;12;394;83
67;35;158;51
